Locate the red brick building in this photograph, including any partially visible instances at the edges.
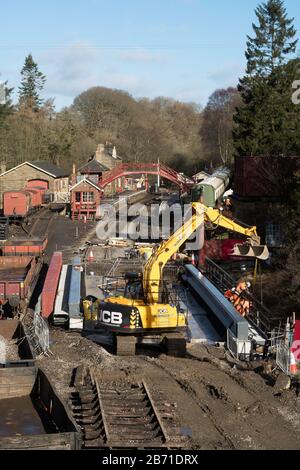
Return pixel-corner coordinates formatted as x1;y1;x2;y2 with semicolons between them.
69;178;102;221
69;143;124;220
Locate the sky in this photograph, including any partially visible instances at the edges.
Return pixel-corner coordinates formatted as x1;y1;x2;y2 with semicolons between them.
0;0;299;110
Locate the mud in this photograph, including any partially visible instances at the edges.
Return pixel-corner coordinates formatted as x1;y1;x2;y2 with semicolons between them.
0;396;45;437
37;328;300;450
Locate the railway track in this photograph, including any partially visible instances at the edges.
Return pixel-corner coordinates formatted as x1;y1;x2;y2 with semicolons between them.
27;208;55;238
70;366;189;449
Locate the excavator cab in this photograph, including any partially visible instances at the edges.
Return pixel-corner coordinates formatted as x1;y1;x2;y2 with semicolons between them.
124;273;144;300
123;272;170;305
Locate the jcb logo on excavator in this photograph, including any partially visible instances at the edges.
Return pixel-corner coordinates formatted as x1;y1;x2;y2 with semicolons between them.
100;310;123;325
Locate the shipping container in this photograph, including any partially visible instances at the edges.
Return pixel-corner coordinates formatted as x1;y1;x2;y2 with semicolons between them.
41;251;63;319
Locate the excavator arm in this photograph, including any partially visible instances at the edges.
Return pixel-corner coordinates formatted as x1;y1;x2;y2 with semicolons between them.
203;206;260;244
143;203;205;303
143;203;268;304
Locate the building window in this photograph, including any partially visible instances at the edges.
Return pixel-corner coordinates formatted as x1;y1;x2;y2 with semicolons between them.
266;221;283;247
82;192;94;203
75;192;81;203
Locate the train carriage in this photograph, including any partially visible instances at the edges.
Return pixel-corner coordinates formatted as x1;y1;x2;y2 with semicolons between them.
191;168;231;207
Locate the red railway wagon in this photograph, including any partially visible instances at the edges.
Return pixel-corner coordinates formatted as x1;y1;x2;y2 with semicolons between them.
3;191;32;218
25;183;46;202
1;238;48;257
41;251;63;319
24;188;43;207
0;256;41;312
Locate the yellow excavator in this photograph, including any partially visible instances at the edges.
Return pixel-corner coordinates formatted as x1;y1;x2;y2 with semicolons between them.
96;203;269;355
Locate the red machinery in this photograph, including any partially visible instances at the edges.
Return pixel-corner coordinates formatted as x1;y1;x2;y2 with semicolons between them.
199;239;251;265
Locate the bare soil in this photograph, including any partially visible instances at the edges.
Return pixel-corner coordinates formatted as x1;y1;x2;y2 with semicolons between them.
37;328;300;450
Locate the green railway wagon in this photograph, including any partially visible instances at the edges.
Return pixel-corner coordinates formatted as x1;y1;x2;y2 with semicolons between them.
191;168;231;207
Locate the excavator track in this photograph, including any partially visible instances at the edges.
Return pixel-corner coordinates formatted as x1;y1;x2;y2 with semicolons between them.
70;366;189;449
164;333;187;357
114;334;137;356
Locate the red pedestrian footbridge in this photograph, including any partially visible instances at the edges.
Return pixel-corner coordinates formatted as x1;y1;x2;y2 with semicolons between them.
99;162;195;192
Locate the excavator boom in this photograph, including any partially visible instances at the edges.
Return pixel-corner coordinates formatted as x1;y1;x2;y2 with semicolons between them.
143;203;269;303
143;203;205;303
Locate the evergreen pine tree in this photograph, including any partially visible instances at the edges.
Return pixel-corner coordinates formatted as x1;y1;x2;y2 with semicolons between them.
233;0;298;156
18;54;46;110
0;81;13;128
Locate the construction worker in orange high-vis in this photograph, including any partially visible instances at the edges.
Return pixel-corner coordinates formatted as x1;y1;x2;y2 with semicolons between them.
224;281;251;317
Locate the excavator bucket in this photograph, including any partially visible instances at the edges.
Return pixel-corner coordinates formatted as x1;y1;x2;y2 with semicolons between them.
231;243;269;260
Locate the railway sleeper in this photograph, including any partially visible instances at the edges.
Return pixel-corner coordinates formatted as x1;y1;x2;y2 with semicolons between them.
75;411;101;423
70;387;97;396
73;390;97;399
98;386;144;393
101;394;147;400
108;429;162;440
72;403;100;413
83;422;103;433
99;392;147;400
104;408;152;416
73;405;101;417
102;401;152;409
75;415;102;426
84;438;104;449
100;399;150;407
84;431;103;441
108;416;155;425
108;430;163;441
70;395;98;405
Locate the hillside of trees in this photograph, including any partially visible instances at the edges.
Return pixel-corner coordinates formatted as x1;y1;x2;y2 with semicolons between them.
0;54;243;175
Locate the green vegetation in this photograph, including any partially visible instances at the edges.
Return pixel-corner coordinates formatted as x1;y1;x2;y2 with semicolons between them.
0;51;244;174
234;0;299;156
19;54;46;111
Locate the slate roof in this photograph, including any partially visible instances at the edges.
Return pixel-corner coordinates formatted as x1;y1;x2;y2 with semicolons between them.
78;159;109;173
0;160;69;178
69;177;102;192
28;161;69;178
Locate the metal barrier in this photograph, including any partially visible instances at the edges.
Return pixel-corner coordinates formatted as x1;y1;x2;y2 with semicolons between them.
205;258;275;336
33;297;50;353
183;265;249;341
0;335;5;363
227;329;252;361
276;341;291;376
